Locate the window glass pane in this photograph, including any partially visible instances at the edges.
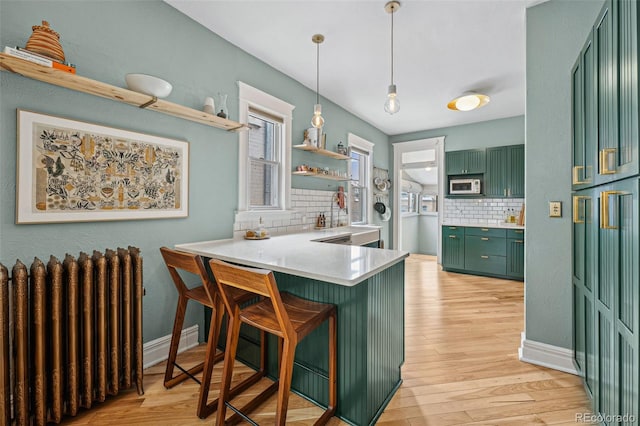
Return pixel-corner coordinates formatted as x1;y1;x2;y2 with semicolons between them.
248;115;277;162
421;194;438;213
350;147;368;224
249;160;278;207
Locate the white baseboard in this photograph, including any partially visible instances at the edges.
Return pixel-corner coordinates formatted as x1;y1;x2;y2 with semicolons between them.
143;324;200;369
518;332;579;375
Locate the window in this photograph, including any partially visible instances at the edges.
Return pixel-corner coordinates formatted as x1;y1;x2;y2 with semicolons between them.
420;194;438;213
347;133;374;225
400;192;418;214
248;111;281;209
237;82;294;218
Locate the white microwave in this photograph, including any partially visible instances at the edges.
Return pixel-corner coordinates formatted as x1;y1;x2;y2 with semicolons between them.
450;178;481;194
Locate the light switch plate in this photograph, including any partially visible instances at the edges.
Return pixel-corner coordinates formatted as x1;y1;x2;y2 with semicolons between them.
549;201;562;218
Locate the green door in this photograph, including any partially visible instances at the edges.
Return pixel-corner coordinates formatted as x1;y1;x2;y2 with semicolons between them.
485;147;507;197
508;145;525;198
442;226;465;270
595;0;619;186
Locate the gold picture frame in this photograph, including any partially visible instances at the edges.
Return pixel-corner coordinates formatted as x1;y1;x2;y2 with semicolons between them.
16;110;189;224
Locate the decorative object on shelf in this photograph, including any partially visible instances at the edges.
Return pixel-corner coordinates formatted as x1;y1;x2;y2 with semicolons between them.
25;20;65;62
203;96;215;114
16;110;189;224
216;92;228;118
0;53;246;131
447;92;490;111
3;46;76;73
125;73;173;98
336;141;347;156
384;2;401;115
304;127;319;147
310;34;325;128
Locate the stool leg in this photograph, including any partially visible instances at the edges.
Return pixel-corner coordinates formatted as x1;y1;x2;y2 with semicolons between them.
216;312;242;425
274;338;296;425
196;301;225;418
315;312;337;425
164;295;188;387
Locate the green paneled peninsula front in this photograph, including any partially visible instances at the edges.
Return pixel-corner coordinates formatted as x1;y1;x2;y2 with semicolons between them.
176;229;408;425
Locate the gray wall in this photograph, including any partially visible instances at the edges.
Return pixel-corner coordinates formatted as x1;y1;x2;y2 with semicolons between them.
390;115;524;150
525;0;603;348
401;215;420;253
0;1;389;343
418;215;438;255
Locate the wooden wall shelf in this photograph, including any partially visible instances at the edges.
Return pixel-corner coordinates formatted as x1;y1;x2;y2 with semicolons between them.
0;53;247;132
292;171;351;181
293;144;350;160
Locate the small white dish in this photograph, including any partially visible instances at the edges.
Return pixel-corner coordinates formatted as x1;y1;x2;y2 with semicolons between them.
125;73;172;98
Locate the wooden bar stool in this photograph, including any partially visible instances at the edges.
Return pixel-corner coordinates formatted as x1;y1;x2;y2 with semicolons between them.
159;247;267;419
209;258;337;426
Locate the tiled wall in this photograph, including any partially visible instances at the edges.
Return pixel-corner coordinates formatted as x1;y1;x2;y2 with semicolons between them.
443;197;525;223
234;188;347;237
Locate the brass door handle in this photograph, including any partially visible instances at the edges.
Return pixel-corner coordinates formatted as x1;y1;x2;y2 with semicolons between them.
599;148;617;175
481;237;489;241
481;228;489;231
448;235;457;239
449;226;457;230
600;190;623;229
573;195;590;224
515;230;524;234
481;255;489;259
515;240;524;243
572;165;590;184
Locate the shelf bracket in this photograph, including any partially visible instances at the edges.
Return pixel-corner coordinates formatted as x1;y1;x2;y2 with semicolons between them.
139;96;158;109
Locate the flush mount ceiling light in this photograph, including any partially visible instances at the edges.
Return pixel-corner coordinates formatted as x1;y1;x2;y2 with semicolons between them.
384;1;401;115
447;92;490;111
311;34;325;128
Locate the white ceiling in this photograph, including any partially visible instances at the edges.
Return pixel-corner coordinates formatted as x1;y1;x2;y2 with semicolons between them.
166;0;540;136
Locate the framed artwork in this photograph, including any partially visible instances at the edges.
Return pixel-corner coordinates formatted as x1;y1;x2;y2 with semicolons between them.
16;110;189;224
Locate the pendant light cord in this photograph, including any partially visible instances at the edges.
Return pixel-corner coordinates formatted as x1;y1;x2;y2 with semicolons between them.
390;7;394;86
316;41;320;104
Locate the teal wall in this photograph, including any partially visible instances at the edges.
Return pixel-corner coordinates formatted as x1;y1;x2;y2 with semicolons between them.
525;0;603;349
0;1;389;343
418;215;438;255
390;115;524;150
401;215;420;253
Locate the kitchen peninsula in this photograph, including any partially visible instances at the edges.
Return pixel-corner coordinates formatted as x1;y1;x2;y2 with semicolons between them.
176;227;409;426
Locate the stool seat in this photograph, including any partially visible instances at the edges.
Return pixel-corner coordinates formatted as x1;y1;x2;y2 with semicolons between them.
210;258;337;426
241;292;335;339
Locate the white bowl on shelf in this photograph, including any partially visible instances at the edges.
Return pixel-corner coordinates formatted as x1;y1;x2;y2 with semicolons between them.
125;73;173;98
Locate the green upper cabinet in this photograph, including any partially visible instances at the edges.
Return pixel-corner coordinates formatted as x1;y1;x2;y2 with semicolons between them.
445;149;485;175
572;32;597;190
485;145;525;198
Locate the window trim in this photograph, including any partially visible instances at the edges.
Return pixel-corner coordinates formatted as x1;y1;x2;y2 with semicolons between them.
237;82;294;220
347;133;374;224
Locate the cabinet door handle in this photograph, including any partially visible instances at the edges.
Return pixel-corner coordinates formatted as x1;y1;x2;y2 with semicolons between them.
481;228;489;231
481;255;489;259
600;190;623;229
481;237;489;241
599;148;617;175
508;188;512;197
504;189;507;196
515;240;524;244
515;230;524;234
449;226;457;230
572;195;589;224
448;235;457;239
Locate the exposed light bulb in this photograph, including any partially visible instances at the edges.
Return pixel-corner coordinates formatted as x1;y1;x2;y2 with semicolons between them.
384;84;400;114
455;95;481;111
311;103;324;128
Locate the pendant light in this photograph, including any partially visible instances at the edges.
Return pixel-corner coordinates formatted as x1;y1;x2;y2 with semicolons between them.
311;34;325;128
384;1;401;115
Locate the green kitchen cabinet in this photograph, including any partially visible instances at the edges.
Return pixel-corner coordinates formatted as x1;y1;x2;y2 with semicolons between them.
445;149;485;175
572;32;597;190
506;229;525;280
442;226;465;270
485;145;524;198
442;226;523;281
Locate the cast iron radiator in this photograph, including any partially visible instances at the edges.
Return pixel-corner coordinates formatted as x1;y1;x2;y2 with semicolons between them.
0;246;144;425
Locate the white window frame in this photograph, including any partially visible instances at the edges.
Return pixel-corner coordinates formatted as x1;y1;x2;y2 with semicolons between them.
348;133;374;224
236;82;294;221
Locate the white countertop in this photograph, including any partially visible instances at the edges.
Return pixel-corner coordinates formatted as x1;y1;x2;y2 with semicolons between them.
175;226;409;287
442;220;525;230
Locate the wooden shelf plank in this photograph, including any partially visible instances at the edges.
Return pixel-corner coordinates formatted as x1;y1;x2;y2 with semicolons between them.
0;53;247;132
292;171;351;181
293;144;350;160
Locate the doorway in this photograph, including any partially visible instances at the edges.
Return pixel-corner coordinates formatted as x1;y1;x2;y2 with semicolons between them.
392;137;445;261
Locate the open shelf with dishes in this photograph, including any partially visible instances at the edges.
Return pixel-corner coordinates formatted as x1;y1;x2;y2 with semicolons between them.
292;144;350;160
292;171;351;181
0;53;247;132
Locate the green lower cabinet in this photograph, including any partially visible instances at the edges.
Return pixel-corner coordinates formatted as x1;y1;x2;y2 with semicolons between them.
442;226;465;270
442;226;523;281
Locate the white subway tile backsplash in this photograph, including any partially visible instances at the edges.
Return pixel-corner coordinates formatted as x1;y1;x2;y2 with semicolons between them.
444;197;524;223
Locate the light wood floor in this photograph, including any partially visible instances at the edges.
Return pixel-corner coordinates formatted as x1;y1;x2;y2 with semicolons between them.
64;254;591;425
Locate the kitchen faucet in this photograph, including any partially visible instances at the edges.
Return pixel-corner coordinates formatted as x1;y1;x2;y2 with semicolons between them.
329;188;348;228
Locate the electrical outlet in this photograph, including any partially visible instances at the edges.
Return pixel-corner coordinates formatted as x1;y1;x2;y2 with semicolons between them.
549;201;562;218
